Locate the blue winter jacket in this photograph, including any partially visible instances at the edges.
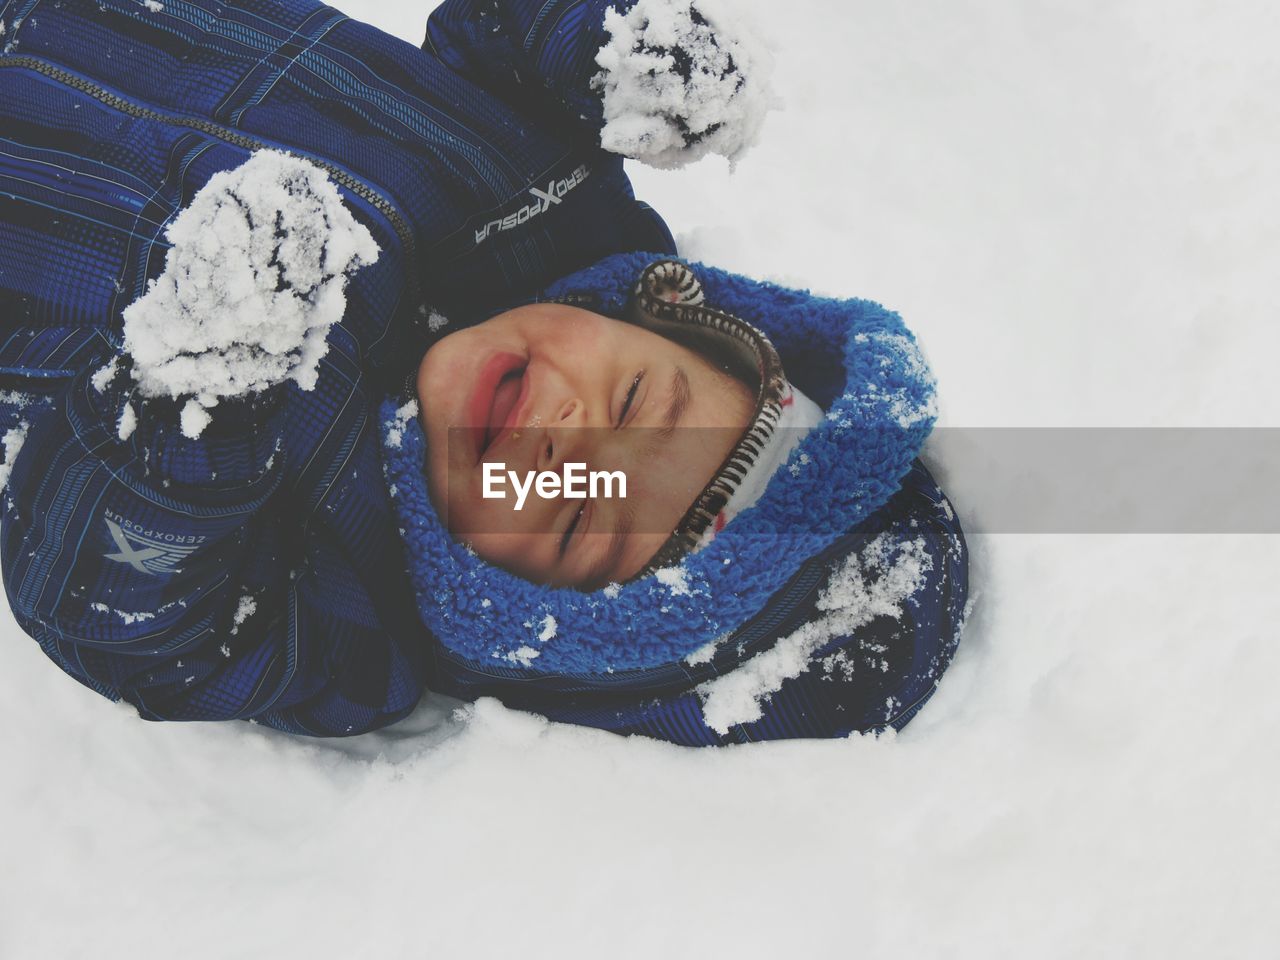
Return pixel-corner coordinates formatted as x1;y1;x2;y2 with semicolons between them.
0;0;967;741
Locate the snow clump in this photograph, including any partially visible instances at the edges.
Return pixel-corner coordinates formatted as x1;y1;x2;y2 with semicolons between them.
384;399;418;450
684;636;721;666
593;0;773;169
121;150;379;436
505;646;541;667
230;595;257;635
91;358;119;393
179;400;211;439
424;308;450;333
653;565;692;596
698;534;932;735
116;403;137;441
0;421;30;491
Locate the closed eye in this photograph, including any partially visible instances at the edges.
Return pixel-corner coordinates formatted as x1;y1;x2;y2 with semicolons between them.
559;504;585;559
617;370;645;428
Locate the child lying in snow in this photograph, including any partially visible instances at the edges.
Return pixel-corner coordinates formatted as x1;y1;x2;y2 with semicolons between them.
0;0;968;742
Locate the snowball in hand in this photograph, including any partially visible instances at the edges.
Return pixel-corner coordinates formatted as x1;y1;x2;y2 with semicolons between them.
593;0;773;169
121;150;379;423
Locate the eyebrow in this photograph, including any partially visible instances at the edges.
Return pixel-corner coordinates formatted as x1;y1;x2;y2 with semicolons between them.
655;365;692;444
583;499;635;589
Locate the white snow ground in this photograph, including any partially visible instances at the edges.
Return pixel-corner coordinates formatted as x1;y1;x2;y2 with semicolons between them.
4;2;1280;957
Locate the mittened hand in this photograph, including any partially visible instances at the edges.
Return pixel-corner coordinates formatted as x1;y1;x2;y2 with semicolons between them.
121;150;379;437
593;0;775;169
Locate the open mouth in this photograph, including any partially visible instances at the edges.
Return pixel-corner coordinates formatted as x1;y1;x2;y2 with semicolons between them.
466;351;529;461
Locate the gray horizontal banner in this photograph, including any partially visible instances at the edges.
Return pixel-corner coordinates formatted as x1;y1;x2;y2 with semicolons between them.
925;428;1280;533
439;427;1280;535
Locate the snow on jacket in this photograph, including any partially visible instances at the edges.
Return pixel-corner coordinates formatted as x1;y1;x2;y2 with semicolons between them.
0;0;967;742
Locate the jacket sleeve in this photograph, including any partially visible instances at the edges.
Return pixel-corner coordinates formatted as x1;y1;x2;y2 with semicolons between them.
423;0;623;138
3;355;431;737
3;359;428;735
0;361;297;722
424;0;771;168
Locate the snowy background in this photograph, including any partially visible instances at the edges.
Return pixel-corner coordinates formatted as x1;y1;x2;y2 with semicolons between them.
5;1;1280;956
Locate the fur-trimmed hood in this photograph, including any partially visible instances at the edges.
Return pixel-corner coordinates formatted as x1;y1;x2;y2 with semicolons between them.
379;252;937;675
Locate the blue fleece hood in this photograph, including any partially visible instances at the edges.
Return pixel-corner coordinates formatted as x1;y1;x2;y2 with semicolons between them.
379;252;937;675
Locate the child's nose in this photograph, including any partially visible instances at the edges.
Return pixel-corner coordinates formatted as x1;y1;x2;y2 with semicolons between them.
538;401;591;472
555;398;583;424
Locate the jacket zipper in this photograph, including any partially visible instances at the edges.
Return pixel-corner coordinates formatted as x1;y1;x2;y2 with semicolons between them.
0;55;421;309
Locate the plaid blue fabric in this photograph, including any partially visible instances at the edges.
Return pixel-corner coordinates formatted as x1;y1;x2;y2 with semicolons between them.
0;0;674;736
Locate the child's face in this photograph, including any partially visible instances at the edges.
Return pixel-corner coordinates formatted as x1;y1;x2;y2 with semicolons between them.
416;304;754;588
